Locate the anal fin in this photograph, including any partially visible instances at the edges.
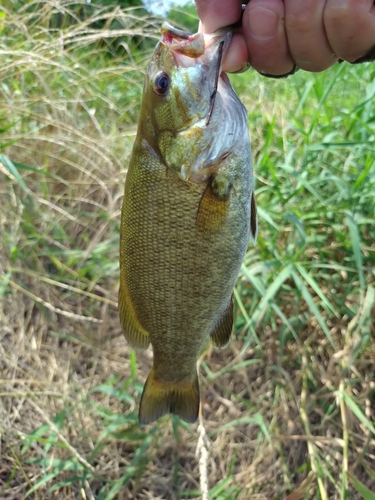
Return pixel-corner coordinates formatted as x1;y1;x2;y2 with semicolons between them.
209;296;234;348
118;282;150;349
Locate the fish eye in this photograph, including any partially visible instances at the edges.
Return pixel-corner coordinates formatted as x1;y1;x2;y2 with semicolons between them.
154;72;170;96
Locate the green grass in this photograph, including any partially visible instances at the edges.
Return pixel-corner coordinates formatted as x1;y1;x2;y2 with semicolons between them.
1;2;375;499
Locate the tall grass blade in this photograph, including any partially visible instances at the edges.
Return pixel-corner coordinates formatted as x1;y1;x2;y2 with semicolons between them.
291;269;336;348
0;153;32;194
345;211;366;291
244;263;293;329
98;427;156;500
349;474;375;500
340;391;375;435
295;263;338;316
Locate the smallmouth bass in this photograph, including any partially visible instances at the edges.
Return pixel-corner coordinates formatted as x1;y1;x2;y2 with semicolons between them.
119;23;257;425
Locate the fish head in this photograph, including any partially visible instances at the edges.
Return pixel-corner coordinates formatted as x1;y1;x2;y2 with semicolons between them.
145;23;228;131
139;23;246;182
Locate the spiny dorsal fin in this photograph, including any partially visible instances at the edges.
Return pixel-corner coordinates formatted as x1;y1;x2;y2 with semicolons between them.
250;191;258;242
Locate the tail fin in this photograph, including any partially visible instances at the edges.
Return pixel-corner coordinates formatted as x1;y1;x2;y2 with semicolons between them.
139;367;200;425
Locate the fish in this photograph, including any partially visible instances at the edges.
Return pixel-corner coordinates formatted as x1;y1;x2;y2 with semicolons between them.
119;22;257;425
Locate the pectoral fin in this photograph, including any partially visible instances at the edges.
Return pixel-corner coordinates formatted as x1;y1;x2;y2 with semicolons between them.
209;296;234;348
118;281;150;349
196;175;231;232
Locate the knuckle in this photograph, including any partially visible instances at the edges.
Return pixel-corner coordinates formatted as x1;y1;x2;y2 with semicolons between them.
324;6;366;61
324;3;350;29
285;11;312;34
323;1;359;30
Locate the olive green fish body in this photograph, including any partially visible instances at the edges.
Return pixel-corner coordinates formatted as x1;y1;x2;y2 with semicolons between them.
119;24;257;425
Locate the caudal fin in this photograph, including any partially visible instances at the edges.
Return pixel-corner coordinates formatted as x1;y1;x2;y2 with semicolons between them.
139;368;200;425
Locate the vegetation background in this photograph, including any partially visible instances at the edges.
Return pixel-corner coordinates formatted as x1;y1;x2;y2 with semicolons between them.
0;0;374;499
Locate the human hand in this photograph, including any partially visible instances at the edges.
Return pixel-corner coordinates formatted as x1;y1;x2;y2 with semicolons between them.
195;0;375;76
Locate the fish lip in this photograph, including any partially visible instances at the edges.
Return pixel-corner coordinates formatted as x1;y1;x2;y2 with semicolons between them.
161;22;205;59
161;22;195;42
160;22;232;68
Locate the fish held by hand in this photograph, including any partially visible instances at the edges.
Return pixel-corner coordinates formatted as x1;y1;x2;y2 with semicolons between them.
119;22;257;426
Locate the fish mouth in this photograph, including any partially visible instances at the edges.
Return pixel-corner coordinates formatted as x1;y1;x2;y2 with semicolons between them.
160;23;232;128
160;23;205;58
160;22;231;67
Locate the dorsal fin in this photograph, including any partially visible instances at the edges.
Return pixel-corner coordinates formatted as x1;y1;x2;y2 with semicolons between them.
250;191;258;242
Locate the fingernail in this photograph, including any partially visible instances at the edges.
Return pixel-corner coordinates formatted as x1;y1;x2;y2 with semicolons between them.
248;7;279;42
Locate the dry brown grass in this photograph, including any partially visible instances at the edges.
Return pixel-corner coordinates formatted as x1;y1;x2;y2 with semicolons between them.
2;297;374;499
1;2;375;499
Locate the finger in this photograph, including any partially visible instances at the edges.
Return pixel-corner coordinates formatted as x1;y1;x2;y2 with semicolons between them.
324;0;375;62
195;0;248;73
242;0;295;76
285;0;337;71
195;0;243;34
222;32;250;73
